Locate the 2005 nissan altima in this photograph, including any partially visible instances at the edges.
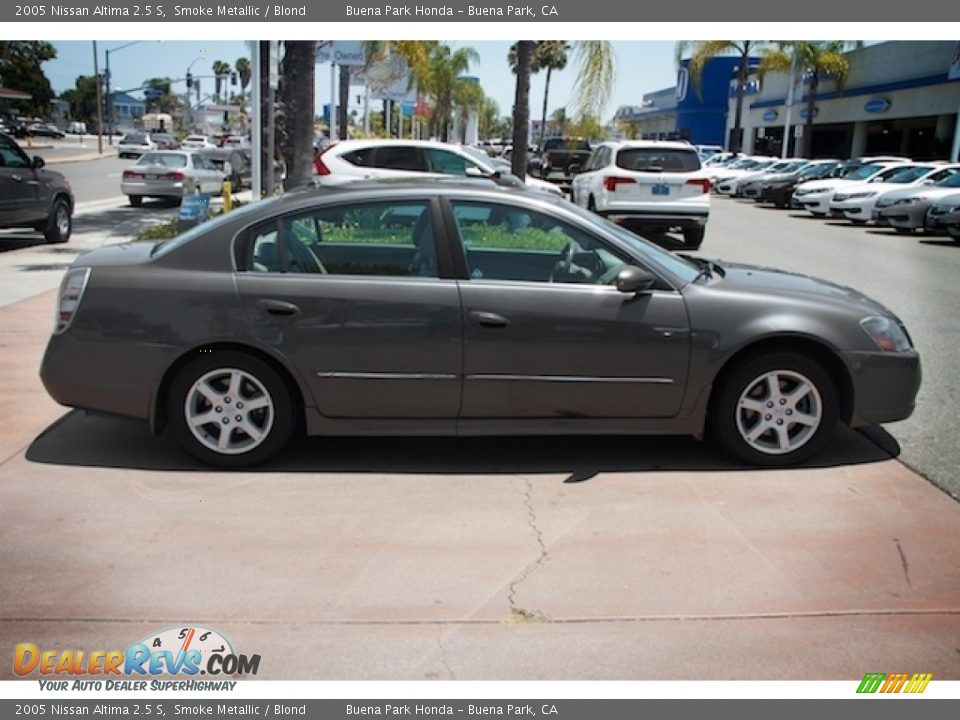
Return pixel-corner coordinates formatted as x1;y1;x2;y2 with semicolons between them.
40;180;921;467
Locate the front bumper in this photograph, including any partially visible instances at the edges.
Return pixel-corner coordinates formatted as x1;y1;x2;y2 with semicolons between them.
873;203;929;229
795;194;832;214
828;198;874;221
844;349;921;427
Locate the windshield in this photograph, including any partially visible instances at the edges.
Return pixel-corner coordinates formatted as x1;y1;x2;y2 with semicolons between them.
870;165;917;183
846;163;885;180
887;166;934;184
936;172;960;188
801;162;838;178
562;202;699;284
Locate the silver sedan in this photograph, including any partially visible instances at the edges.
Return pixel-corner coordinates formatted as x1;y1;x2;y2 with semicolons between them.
121;151;224;206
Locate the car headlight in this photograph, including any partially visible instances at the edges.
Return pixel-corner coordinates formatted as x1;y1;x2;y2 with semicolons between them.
893;197;924;206
847;191;877;200
860;316;912;352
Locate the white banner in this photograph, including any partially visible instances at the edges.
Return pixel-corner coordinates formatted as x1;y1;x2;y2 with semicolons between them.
316;40;366;67
949;41;960;81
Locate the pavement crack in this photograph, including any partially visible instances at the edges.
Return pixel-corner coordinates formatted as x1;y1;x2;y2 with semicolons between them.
506;476;550;621
893;538;912;588
435;635;455;680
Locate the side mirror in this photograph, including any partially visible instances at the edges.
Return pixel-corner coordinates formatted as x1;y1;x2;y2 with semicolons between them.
32;156;45;169
568;164;581;176
615;266;656;293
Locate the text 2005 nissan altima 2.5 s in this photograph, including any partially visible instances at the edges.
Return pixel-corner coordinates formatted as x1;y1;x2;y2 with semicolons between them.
40;180;921;468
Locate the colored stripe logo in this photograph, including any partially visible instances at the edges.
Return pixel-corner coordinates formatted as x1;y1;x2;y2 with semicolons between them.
857;673;932;694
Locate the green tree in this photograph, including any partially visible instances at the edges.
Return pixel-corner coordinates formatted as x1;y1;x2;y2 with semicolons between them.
677;41;768;155
452;80;485;143
422;44;479;142
279;42;315;190
61;74;103;127
143;77;181;114
0;41;57;117
477;96;500;140
759;41;861;157
211;60;232;102
509;40;614;178
234;56;251;101
533;41;569;147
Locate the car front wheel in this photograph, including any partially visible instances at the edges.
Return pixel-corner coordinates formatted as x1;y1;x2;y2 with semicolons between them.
712;352;838;466
167;351;296;467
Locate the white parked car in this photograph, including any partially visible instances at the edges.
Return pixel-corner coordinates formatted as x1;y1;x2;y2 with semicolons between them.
828;164;960;224
313;139;563;197
181;135;216;150
121;151;225;206
117;131;156;159
792;162;914;216
570;140;711;249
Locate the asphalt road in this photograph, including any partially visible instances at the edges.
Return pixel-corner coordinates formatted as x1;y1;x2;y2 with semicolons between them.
702;195;959;499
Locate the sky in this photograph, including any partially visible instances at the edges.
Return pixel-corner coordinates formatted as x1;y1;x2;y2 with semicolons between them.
45;40;680;122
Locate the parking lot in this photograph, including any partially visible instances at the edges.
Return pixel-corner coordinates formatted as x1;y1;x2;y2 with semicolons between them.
1;192;959;680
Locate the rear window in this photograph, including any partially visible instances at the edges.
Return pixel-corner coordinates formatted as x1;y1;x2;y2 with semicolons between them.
543;138;590;152
136;153;188;168
615;148;701;173
122;133;146;143
340;147;377;167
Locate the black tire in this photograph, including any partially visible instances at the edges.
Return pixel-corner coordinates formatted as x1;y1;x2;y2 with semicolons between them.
167;350;297;468
43;197;72;244
587;196;597;213
128;195;143;207
711;352;839;466
682;226;705;250
894;227;913;234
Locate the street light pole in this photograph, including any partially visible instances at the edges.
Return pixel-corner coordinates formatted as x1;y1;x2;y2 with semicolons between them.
104;41;150;145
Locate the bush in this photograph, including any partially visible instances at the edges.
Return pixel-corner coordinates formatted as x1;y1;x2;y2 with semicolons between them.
133;199;248;241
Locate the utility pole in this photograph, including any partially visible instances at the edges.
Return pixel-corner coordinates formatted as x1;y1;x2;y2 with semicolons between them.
92;41;103;155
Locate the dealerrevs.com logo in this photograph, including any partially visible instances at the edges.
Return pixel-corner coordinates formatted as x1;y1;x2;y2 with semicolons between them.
14;626;261;687
857;672;933;694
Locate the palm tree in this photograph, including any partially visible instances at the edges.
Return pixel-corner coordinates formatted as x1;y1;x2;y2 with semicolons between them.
211;60;231;102
235;56;251;102
759;41;861;157
422;45;479;142
533;41;569;147
510;41;534;178
278;42;315;190
452;80;485;143
509;40;614;179
676;41;766;155
362;41;438;137
477;96;500;140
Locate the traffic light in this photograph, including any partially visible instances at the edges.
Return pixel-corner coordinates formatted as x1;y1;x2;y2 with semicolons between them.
186;72;193;89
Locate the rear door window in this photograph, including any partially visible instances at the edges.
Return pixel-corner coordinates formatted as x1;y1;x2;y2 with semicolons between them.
373;146;426;171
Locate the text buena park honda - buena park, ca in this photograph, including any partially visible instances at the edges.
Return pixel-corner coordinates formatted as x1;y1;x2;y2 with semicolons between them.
23;4;309;17
346;5;559;16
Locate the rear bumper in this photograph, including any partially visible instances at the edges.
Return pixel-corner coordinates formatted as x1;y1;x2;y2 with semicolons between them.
121;180;190;198
595;208;709;229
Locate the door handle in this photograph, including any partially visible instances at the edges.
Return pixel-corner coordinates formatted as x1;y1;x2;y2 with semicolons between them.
11;174;23;182
469;310;510;328
257;299;300;317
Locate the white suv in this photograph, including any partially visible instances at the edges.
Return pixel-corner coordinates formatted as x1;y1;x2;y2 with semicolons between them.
313;139;563;197
570;140;711;249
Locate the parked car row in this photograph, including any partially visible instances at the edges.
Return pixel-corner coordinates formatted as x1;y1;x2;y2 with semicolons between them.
706;152;960;242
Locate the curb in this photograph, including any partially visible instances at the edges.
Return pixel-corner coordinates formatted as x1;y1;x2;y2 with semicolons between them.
44;151;119;164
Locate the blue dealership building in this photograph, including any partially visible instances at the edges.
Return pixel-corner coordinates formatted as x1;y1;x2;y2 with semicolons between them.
615;41;960;161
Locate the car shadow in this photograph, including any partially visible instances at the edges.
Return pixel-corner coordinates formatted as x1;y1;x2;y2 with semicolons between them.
0;233;49;253
918;238;959;247
25;410;900;479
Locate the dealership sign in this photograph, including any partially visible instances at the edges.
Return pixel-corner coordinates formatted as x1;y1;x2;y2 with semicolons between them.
864;98;891;114
316;41;366;67
762;110;778;122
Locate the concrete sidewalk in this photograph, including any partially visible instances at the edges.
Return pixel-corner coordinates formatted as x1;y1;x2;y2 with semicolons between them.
1;290;959;680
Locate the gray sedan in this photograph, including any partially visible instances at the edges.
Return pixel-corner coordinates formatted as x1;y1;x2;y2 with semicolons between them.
40;181;921;468
121;151;224;206
925;192;960;240
874;169;960;232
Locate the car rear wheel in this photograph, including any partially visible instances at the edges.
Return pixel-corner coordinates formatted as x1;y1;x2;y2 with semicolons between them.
682;226;705;250
128;195;143;207
712;352;838;466
167;351;296;467
43;198;72;244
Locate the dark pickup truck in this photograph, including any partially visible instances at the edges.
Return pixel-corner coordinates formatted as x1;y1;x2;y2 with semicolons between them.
530;137;592;187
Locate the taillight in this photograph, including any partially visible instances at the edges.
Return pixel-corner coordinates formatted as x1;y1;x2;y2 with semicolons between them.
122;170;140;179
604;176;636;192
166;171;185;181
55;267;91;334
686;178;712;193
314;144;337;176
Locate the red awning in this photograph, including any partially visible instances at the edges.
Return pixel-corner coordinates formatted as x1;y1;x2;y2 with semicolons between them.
0;86;32;100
